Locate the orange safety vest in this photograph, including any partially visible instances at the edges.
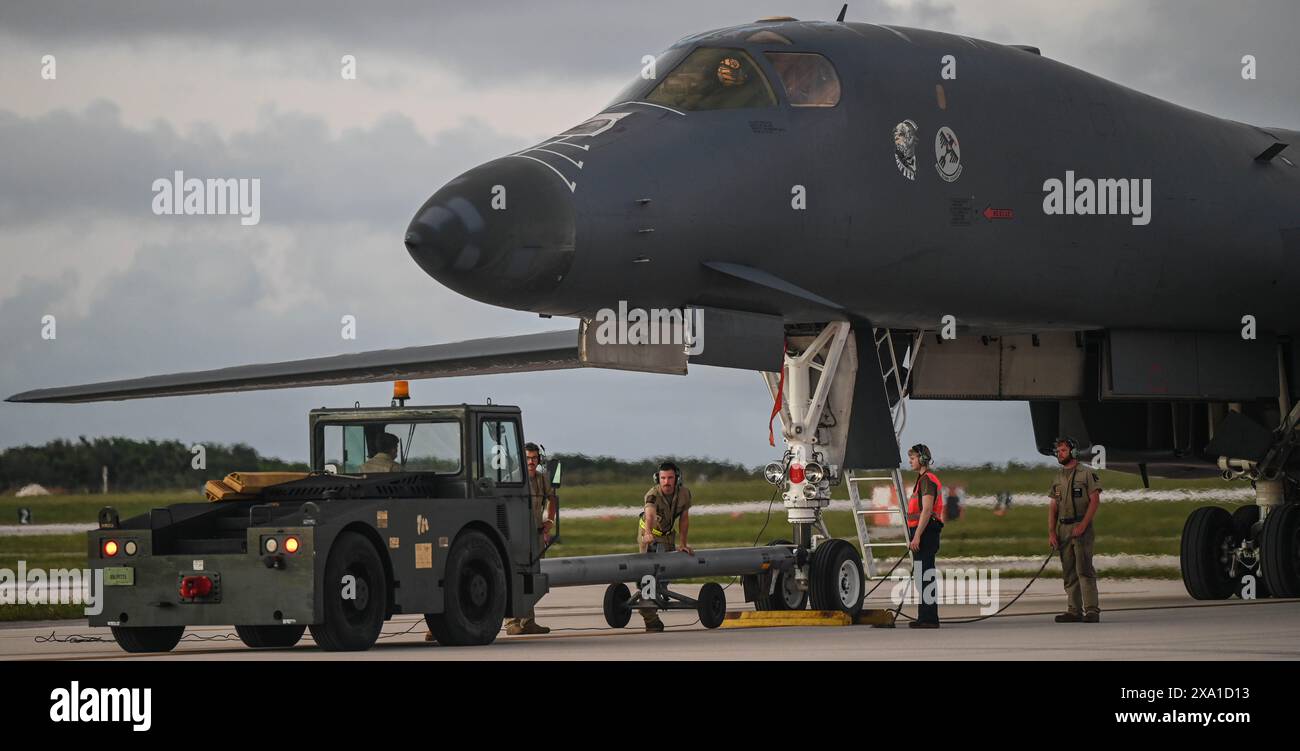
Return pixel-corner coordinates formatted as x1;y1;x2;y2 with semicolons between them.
906;471;944;529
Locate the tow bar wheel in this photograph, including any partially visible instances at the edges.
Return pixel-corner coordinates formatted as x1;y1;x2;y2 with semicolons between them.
603;582;633;628
696;582;728;629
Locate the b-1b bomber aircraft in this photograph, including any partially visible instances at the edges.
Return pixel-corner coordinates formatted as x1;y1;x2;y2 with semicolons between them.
11;15;1300;623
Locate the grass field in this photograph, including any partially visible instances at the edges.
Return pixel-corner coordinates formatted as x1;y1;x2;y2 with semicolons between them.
0;472;1251;621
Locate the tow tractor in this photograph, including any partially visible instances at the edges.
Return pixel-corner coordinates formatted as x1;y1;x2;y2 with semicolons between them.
89;388;836;653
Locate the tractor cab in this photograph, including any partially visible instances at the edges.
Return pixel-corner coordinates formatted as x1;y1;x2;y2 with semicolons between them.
308;398;527;501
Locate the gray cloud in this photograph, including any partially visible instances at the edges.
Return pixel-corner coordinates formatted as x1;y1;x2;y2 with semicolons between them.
3;0;956;81
0;102;526;229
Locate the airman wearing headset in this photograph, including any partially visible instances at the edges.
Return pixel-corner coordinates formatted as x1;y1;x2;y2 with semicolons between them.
636;461;693;632
1048;436;1102;623
906;444;944;629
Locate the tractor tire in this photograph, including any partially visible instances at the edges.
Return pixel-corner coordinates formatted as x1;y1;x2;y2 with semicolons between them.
111;625;184;654
425;530;507;646
235;624;306;649
309;531;387;651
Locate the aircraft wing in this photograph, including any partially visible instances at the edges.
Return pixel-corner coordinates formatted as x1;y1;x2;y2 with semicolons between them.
6;325;688;404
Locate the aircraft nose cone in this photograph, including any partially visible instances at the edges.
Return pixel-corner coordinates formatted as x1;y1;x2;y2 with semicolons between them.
405;158;576;312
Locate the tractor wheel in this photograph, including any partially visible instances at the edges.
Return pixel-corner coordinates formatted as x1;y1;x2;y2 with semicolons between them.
425;530;507;646
235;624;306;649
309;531;387;651
111;625;184;654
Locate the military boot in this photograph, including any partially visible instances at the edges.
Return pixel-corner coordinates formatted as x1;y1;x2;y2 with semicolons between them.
1055;611;1082;623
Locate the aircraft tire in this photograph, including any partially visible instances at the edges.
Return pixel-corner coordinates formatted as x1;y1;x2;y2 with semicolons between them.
1180;506;1236;600
1260;503;1300;598
809;538;864;617
754;539;807;611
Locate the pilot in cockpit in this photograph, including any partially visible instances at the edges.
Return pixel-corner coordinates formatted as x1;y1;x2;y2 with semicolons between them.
715;56;749;88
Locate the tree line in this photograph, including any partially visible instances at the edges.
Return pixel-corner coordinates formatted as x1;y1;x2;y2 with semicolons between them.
0;437;307;494
546;453;758;485
0;437;764;493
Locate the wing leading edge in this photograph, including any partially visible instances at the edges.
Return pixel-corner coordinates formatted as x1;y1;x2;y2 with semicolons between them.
7;330;591;404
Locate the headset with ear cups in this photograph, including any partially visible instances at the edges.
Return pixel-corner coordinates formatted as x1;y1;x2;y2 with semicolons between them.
524;442;547;476
654;461;681;484
909;443;932;466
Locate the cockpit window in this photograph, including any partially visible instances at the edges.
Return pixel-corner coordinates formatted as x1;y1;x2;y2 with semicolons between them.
644;48;776;111
764;52;841;107
606;47;691;108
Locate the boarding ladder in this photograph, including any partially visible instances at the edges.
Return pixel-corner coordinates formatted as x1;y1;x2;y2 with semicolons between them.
845;328;925;578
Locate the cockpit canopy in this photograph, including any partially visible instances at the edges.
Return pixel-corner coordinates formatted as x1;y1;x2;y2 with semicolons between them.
646;47;776;111
609;45;840;110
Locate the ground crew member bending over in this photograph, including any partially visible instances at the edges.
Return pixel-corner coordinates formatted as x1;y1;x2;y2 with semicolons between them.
1048;436;1102;623
636;461;693;632
906;444;944;629
505;442;557;635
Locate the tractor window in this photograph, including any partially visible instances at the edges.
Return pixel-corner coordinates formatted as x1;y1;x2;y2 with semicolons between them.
764;52;840;107
480;418;524;485
322;421;461;474
644;47;776;111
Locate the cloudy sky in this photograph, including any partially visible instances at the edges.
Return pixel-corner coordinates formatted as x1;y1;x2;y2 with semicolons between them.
1;1;1297;469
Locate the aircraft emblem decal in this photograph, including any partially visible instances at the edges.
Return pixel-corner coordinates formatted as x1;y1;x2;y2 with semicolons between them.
934;125;963;182
893;119;919;180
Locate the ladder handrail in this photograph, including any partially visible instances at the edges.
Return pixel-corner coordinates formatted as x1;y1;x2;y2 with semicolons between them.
845;467;913;580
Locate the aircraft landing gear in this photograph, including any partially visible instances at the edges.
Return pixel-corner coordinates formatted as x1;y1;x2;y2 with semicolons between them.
1181;478;1295;600
750;539;809;611
808;538;865;617
756;322;867;615
1260;502;1300;597
1180;506;1240;600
